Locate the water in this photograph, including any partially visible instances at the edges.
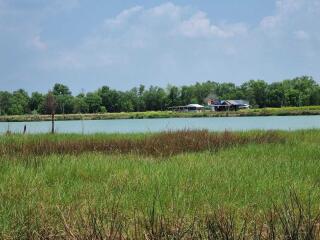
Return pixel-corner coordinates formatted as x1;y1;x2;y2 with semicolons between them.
1;115;320;134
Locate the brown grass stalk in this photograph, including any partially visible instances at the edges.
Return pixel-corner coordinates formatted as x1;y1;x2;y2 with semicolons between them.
0;130;285;157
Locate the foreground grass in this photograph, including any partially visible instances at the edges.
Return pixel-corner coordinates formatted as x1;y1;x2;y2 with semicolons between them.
2;105;320;122
1;130;320;238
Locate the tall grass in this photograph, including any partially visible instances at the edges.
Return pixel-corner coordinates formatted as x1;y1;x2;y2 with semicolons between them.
1;191;320;239
1;130;320;239
0;130;284;157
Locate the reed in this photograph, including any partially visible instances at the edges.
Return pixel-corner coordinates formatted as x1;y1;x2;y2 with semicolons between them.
0;130;284;157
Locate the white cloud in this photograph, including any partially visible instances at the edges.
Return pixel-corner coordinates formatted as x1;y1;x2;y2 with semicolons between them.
259;0;320;44
104;3;246;39
105;6;143;28
42;2;249;71
179;11;247;38
146;2;182;19
40;1;319;75
2;0;320;91
260;0;304;29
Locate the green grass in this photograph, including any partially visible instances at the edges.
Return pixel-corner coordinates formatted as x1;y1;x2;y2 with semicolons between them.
1;130;320;238
2;105;320;122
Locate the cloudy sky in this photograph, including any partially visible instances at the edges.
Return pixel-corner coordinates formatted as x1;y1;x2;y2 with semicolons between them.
0;0;320;93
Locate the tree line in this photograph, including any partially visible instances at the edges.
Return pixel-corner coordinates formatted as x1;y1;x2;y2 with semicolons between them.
0;76;320;115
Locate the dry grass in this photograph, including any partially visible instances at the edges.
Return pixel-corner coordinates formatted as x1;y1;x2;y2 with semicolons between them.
0;130;284;157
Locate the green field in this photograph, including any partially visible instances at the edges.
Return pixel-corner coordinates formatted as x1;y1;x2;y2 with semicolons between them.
1;130;320;239
2;105;320;122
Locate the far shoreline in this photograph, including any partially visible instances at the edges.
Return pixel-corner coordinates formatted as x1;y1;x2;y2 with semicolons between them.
1;106;320;122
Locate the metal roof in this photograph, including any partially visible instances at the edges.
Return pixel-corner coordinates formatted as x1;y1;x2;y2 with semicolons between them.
186;104;204;108
226;100;249;106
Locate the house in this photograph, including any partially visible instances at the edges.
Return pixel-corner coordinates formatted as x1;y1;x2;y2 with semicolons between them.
169;104;204;112
185;104;205;112
208;99;250;111
226;100;250;110
206;98;220;106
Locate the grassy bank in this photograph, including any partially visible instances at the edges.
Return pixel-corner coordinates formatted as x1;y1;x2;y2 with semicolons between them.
1;130;320;238
2;106;320;122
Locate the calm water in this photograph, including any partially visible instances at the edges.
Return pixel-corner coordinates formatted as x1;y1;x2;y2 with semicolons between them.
1;116;320;134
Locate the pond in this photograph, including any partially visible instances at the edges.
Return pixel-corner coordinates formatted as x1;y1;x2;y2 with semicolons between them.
1;115;320;134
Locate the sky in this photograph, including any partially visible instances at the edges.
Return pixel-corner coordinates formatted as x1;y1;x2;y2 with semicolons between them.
0;0;320;94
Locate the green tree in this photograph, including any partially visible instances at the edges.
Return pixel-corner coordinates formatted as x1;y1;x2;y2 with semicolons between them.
7;89;30;115
53;83;71;96
98;86;112;110
267;83;285;107
137;85;146;111
0;91;12;115
143;86;167;111
193;81;217;104
167;85;180;107
29;92;44;113
283;76;318;106
85;92;102;113
52;83;73;114
180;86;195;105
241;80;268;108
215;83;238;100
73;94;89;113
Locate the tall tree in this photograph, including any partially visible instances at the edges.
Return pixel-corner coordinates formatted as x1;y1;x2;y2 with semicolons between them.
52;83;73;114
73;94;89;113
53;83;71;96
29;92;44;113
0;91;12;115
167;85;180;107
241;80;268;108
85;92;102;113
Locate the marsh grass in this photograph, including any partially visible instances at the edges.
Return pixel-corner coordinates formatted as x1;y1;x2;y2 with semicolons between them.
0;130;284;157
1;130;320;239
1;191;320;239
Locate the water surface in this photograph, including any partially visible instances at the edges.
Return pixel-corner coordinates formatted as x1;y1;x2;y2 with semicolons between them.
1;115;320;134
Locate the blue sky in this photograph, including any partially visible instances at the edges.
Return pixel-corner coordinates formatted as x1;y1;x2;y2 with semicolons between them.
0;0;319;93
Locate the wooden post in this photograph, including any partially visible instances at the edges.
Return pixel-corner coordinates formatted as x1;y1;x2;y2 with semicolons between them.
46;91;56;134
51;113;55;134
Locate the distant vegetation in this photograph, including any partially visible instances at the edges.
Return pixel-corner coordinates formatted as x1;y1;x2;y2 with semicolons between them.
1;130;320;238
2;106;320;122
1;76;320;115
